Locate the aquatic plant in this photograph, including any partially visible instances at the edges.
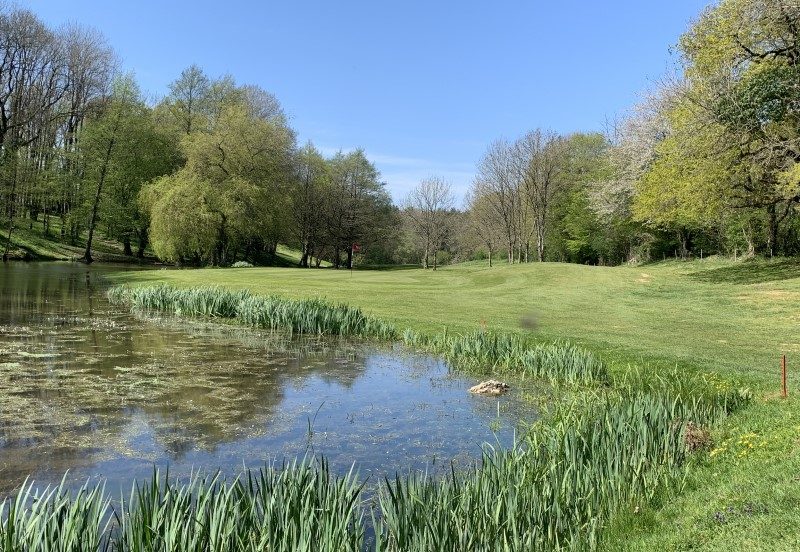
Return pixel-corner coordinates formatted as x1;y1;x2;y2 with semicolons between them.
0;460;364;552
0;377;749;551
375;380;750;550
107;284;396;339
403;329;608;385
0;476;111;552
115;459;364;552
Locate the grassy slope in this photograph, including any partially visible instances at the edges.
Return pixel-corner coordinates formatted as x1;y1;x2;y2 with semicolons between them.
111;257;800;551
1;218;148;262
2;221;313;265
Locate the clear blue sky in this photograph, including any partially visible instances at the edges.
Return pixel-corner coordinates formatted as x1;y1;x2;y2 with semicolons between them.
26;0;710;203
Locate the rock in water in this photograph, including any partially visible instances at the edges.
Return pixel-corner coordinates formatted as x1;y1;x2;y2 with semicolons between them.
469;380;510;395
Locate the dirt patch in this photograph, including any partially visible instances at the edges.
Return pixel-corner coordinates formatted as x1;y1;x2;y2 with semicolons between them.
684;421;713;452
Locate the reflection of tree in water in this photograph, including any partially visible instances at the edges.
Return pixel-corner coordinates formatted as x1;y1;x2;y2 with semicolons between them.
0;263;371;489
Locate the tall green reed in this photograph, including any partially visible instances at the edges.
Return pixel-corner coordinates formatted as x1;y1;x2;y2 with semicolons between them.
403;329;608;385
0;459;364;552
375;377;750;550
0;379;749;551
107;284;396;339
0;476;111;552
93;285;754;550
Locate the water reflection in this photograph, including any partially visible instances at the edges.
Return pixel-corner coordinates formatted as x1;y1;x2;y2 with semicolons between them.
0;263;539;494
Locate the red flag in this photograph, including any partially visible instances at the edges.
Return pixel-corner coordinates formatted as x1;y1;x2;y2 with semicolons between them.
352;243;361;253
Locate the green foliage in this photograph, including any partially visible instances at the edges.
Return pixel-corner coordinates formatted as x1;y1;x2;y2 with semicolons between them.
403;329;608;385
0;460;364;552
633;124;731;231
715;61;800;132
0;477;111;551
142;101;295;266
377;379;748;550
670;0;800;255
107;284;397;339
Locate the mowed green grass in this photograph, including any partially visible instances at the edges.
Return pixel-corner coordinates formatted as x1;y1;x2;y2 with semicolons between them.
111;257;800;551
113;257;800;383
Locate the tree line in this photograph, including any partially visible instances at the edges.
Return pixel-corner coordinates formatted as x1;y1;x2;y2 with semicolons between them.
454;0;800;266
0;5;395;267
2;0;799;267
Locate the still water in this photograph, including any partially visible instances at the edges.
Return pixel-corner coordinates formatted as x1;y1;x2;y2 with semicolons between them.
0;263;538;493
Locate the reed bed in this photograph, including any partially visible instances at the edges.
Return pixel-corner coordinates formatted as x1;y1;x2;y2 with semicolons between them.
375;378;749;550
107;284;396;339
403;329;608;385
0;477;110;552
0;459;364;552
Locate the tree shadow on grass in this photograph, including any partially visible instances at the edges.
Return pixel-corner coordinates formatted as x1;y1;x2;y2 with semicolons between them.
689;258;800;284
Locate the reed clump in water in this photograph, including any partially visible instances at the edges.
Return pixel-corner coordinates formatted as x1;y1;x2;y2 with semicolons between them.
403;329;609;385
107;284;396;339
375;371;750;550
0;459;364;552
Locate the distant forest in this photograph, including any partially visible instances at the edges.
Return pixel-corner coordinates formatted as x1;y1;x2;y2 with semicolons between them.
1;0;799;267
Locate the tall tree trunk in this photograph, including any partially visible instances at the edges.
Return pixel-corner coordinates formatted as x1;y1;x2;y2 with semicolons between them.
84;128;118;264
677;228;689;260
2;156;19;262
536;225;545;262
347;246;353;269
136;228;147;258
767;204;778;258
433;249;437;271
488;245;493;267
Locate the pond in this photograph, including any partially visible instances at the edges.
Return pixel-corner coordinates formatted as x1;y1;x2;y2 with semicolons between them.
0;263;540;494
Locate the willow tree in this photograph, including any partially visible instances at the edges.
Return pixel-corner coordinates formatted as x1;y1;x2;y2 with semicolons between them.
143;98;295;265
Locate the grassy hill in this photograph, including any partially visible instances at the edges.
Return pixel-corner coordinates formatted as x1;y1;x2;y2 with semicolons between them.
1;219;150;262
111;258;800;550
1;221;327;267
